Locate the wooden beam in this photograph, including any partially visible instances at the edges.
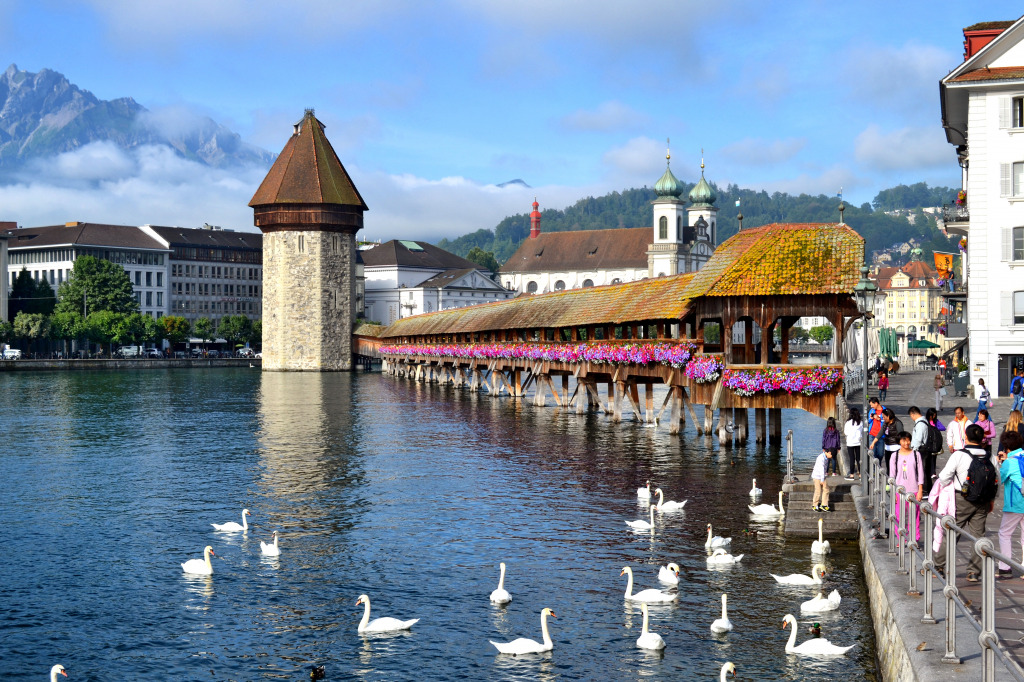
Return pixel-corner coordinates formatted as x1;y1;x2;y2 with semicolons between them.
624;380;644;422
755;408;766;443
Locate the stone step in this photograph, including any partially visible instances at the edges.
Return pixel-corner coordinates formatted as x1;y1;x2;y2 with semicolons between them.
787;491;857;503
784;516;859;537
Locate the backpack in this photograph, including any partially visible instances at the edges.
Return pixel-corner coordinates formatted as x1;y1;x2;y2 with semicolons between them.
1013;376;1024;397
957;450;998;504
923;422;943;455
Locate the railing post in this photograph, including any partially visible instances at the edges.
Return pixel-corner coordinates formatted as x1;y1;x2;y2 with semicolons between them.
888;478;898;555
896;486;907;570
942;516;962;664
921;502;936;623
976;538;996;682
908;498;920;595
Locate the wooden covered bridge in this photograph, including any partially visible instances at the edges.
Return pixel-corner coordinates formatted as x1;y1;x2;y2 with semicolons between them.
357;222;863;445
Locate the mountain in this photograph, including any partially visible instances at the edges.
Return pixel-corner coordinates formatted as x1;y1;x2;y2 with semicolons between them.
0;64;273;175
436;183;959;265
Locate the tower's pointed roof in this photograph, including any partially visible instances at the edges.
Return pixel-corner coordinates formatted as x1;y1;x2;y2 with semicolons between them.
653;142;684;199
249;109;368;209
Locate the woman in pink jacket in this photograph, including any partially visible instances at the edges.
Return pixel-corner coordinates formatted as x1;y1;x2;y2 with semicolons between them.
976;408;997;454
890;430;925;541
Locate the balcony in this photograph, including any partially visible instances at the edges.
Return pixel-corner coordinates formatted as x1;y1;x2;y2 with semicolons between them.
938;203;969;236
939;281;967;298
945;322;967;338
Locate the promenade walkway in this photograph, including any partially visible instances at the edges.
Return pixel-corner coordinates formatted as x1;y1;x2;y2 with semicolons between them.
854;368;1024;680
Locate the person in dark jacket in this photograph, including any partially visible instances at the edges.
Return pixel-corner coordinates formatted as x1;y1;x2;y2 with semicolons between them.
882;408;904;476
822;417;841;476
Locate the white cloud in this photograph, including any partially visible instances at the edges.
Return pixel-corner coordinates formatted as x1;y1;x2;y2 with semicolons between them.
739;166;862;199
601;136;666;181
720;137;806;166
559;101;650;132
844;42;955;114
854;124;949;170
37;141;137;183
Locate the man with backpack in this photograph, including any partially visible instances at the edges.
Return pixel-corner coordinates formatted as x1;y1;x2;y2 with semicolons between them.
867;397;886;464
1011;369;1024;414
910;406;942;494
933;424;1000;582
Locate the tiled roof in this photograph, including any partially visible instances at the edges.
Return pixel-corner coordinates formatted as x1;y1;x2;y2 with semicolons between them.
4;223;168;251
680;223;863;299
381;273;696;338
498;227;652;274
361;240;485;270
146;225;261;250
964;21;1015;31
951;66;1024;82
875;261;937;290
249;110;368;209
416;267;484;289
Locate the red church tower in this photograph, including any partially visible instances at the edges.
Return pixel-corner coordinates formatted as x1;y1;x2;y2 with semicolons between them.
529;198;541;239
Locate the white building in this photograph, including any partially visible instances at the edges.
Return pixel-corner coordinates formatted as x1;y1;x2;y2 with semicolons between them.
361;240;514;325
0;230;8;322
940;16;1024;394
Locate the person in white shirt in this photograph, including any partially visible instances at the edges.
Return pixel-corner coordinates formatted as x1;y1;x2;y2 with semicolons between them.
946;406;972;453
843;408;863;480
811;450;832;512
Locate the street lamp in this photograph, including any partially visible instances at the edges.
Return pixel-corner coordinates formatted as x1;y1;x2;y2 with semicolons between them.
853;260;878;492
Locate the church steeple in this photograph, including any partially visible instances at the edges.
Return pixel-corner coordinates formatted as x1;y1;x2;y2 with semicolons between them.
654;138;685;198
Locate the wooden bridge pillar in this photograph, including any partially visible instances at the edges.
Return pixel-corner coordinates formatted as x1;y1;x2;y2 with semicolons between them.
735;408;748;444
669;385;681;434
755;408;766;443
613;380;626;422
562;375;570;407
769;408;782;445
718;410;732;447
644;383;654;423
703;404;714;435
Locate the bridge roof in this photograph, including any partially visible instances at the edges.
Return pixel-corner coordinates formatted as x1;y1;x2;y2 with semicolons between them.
380;272;697;338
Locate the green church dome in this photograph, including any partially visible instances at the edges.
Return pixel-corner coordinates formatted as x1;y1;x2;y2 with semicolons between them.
689;173;716;207
654;164;684;198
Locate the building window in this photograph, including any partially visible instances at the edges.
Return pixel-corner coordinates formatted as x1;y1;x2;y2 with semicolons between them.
298;235;305;253
582;279;594;288
1015;96;1024;128
146;292;152;306
1013;227;1024;261
157;272;163;287
1016;291;1024;325
135;271;141;286
676;216;681;241
611;278;622;284
554;280;565;290
156;292;163;307
659;216;667;240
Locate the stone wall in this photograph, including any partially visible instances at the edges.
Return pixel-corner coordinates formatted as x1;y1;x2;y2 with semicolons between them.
0;359;258;371
859;528;917;681
262;230;354;371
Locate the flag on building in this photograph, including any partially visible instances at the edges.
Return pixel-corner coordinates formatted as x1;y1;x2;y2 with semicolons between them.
933;252;955;280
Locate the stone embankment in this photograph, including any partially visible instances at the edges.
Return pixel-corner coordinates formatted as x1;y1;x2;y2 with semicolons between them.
0;358;260;371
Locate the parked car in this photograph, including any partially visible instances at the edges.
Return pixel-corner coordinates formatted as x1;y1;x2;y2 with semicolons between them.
207;350;221;358
116;346;142;358
145;348;162;358
255;351;262;359
191;348;203;357
237;348;255;358
2;348;22;360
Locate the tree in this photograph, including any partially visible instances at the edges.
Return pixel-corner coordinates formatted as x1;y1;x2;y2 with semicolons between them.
55;255;139;316
50;311;84;357
8;268;55;320
13;312;51;353
159;316;191;349
193;317;214;351
465;247;501;274
218;314;251;353
0;320;13;344
83;310;121;356
788;326;810;343
248;320;262;348
809;325;835;344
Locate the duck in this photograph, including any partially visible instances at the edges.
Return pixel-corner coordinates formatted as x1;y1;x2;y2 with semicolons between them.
309;664;326;680
181;545;215;575
706;548;744;565
705;524;731;549
620;566;677;602
811;518;832;555
635;602;666;650
260;531;280;557
808;622;822;637
654;488;687;511
749;491;785;517
490;607;555;654
637;480;652;499
626;505;657;531
710;593;733;633
749;478;762;497
212;508;251;532
50;665;68;681
719;662;736;681
355;594;419;633
782;614;853;655
771;563;827;585
657;562;680;584
801;589;842;614
490;562;512;605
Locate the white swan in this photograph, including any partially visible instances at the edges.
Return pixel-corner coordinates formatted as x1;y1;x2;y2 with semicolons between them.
720;662;736;681
811;518;832;555
490;607;555;654
637;480;652;499
626;505;656;530
356;594;419;633
182;545;215;575
782;614;853;655
801;589;842;614
636;602;666;650
710;593;733;633
620;566;677;602
657;562;680;584
707;548;744;565
771;563;827;585
654;488;687;511
260;531;280;556
749;478;762;497
490;562;512;605
212;508;250;532
50;665;68;681
749;491;785;517
705;524;731;549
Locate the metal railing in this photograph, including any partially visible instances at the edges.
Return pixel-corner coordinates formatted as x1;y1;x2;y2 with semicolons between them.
942;203;970;223
867;459;1024;681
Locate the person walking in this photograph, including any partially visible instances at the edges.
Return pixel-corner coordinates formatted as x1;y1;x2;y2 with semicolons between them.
882;408;904;476
1001;411;1024;454
878;371;889;401
924;407;946;492
977;378;991;421
934;372;946;413
1011;369;1024;414
822;417;841;476
868;397;887;465
976;409;997;454
946;406;972;453
997;431;1024;578
890;430;925;542
933;424;1000;582
811;449;832;512
844;408;863;480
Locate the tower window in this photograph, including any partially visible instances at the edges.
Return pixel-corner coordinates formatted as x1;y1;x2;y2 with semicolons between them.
676;216;681;241
298;235;305;253
659;216;667;240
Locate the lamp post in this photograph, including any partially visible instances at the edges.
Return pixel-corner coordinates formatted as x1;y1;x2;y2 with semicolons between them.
854;261;878;491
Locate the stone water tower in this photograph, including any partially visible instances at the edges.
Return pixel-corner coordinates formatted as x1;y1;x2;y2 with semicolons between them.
249;109;368;371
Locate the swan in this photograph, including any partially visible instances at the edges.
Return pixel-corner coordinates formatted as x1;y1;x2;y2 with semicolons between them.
356;594;419;633
626;505;656;530
801;589;841;614
720;662;736;681
657;562;680;584
706;548;744;565
782;614;853;655
749;478;762;497
771;563;827;585
705;524;731;549
260;531;280;556
182;545;215;575
620;566;677;602
50;665;68;681
749;491;785;517
490;607;555;654
637;480;652;499
490;562;512;605
710;593;733;633
654;488;687;511
636;602;666;650
212;508;251;532
811;518;832;555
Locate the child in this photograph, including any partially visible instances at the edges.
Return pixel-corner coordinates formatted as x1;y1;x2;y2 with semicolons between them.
812;450;832;512
822;417;841;476
878;371;889;401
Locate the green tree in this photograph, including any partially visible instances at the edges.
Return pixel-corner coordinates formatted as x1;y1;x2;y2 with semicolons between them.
0;320;13;344
50;311;84;357
465;247;501;274
159;316;191;349
809;325;835;344
83;310;121;356
8;268;55;320
218;314;251;353
55;255;139;316
13;311;51;353
248;320;262;348
193;317;214;352
789;326;810;343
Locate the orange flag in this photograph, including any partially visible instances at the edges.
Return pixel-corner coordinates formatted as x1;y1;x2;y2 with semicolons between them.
933;252;955;279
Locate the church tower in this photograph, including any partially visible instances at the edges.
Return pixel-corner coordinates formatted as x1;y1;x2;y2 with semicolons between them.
685;156;718;272
647;142;686;277
249;109;368;371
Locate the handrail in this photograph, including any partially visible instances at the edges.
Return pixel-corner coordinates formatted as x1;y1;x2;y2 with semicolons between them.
868;461;1024;681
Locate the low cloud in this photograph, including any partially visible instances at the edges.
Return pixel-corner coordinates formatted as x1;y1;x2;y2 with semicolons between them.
559;101;650;132
720;137;806;166
743;166;863;200
854;124;949;170
602;136;666;182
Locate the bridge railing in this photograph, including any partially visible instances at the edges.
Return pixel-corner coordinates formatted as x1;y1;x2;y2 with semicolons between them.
868;458;1024;682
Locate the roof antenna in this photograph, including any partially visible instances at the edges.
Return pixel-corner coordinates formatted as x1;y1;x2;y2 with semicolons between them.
838;187;845;225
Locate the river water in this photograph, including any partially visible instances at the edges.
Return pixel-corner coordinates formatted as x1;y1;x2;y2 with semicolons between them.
0;369;877;680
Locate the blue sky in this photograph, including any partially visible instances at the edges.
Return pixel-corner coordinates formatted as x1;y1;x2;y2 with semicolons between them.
0;0;1019;242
